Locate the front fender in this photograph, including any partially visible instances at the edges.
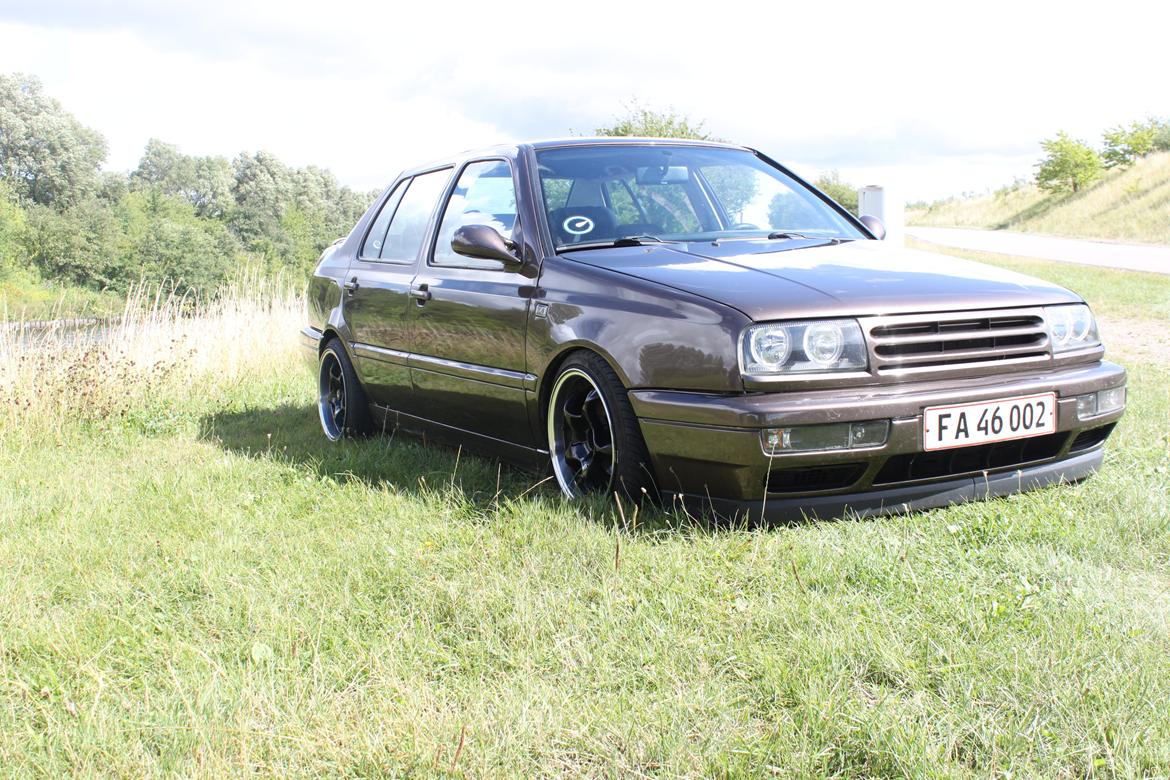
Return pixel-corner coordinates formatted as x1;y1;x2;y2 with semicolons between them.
528;257;747;395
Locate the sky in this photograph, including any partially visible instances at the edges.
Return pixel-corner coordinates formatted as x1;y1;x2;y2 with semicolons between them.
0;0;1164;202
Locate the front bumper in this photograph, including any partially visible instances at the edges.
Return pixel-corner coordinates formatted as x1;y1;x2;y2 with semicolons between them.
631;360;1126;521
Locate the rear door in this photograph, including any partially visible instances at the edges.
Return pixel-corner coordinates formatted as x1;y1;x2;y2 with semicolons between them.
405;158;537;448
344;168;452;416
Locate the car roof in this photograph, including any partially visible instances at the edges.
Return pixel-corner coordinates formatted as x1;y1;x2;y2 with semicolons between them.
527;136;749;151
399;136;752;177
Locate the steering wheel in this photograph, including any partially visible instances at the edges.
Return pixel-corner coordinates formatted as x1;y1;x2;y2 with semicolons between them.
730;222;759;230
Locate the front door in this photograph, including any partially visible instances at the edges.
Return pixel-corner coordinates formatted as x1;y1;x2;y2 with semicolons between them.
406;159;537;448
344;167;452;418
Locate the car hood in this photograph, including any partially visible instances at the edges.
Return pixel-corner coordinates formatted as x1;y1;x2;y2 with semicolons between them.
562;238;1082;321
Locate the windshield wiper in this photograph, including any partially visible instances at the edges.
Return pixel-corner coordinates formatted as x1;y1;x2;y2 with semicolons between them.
767;231;842;245
558;235;681;251
614;234;678;246
711;231;844;246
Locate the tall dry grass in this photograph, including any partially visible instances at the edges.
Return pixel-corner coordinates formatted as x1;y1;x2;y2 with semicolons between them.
0;271;305;433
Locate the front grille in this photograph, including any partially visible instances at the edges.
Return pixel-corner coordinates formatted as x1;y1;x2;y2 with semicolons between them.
1069;423;1116;452
872;431;1067;485
766;463;866;494
864;309;1050;374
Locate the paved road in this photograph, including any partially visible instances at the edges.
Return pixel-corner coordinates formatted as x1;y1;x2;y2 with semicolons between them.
906;226;1170;275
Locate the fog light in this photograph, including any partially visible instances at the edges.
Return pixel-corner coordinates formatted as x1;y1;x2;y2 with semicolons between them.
848;420;889;447
1097;386;1126;414
762;420;889;454
1077;386;1127;420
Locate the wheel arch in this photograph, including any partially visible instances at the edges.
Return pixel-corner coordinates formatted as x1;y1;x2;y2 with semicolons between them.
316;328;375;399
319;327;344;355
536;342;631;423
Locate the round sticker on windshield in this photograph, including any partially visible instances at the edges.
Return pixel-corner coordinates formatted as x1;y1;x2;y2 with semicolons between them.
562;216;594;235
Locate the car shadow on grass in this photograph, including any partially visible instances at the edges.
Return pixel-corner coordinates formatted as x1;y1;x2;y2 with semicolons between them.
197;402;748;534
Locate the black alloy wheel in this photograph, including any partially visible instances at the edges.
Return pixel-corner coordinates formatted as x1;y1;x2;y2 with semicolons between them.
547;352;657;501
317;339;372;440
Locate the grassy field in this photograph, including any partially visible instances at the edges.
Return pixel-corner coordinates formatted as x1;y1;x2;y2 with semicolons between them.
2;259;1170;776
908;151;1170;245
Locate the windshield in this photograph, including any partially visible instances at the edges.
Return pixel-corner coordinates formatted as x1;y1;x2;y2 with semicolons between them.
535;145;866;249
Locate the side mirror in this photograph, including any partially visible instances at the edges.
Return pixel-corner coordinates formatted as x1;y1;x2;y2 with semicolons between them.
859;214;886;240
451;224;521;266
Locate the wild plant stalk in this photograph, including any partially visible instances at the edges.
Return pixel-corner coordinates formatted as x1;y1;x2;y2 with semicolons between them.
0;270;305;433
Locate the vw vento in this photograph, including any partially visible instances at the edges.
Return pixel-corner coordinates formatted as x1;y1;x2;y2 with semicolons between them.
302;138;1126;521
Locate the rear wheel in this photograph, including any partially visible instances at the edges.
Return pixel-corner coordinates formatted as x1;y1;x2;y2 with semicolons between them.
318;339;372;440
547;352;656;501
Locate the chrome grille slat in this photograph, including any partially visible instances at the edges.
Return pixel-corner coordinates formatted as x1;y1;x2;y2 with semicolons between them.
870;325;1045;346
862;308;1051;375
879;343;1048;365
879;354;1050;376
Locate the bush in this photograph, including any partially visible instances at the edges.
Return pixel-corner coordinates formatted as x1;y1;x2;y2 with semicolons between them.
1102;120;1159;168
813;171;859;215
21;198;124;289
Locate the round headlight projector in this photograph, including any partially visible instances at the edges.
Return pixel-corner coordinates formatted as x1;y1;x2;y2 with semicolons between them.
750;326;791;367
803;322;845;366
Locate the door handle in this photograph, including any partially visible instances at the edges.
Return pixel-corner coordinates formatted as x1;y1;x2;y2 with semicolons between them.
409;283;431;304
342;277;360;294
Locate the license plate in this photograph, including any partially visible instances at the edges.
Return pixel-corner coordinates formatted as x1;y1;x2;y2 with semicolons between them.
922;392;1056;451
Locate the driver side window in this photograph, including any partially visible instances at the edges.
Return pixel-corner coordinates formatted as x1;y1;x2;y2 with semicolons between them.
432;160;518;269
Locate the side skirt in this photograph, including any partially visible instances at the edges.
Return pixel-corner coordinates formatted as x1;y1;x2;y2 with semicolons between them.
369;403;549;473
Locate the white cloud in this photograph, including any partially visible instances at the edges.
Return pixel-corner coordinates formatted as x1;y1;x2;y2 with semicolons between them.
1;0;1164;200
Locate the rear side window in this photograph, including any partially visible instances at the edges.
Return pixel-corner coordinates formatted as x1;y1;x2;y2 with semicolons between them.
541;178;572;210
359;180;407;259
377;168;452;264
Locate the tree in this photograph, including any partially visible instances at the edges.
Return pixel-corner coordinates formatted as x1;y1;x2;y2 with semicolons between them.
1035;132;1101;194
1101;120;1158;168
132;138;195;194
0;180;27;277
0;73;107;207
131;139;234;219
229;150;291;249
595;100;713;140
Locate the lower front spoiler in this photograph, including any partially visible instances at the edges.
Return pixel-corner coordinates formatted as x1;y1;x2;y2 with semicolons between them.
664;447;1104;524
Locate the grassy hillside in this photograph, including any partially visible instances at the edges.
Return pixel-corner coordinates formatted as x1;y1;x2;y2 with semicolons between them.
2;264;1170;775
909;151;1170;244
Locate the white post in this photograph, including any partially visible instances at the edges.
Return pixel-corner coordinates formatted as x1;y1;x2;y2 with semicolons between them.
857;185;904;245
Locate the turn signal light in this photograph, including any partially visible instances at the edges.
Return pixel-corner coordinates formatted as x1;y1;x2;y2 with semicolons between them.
1075;386;1126;420
762;420;890;454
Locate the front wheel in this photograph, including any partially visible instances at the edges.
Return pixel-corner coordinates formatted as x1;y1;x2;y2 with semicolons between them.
546;352;657;501
318;339;373;441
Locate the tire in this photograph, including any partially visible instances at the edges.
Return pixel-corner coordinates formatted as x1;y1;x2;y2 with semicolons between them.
317;338;373;441
546;351;657;502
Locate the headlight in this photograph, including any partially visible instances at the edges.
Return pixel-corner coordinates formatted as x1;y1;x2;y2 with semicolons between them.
741;319;867;375
1045;304;1099;353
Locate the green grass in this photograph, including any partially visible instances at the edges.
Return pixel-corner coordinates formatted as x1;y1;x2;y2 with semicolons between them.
906;239;1170;323
1;270;124;322
2;259;1170;776
908;151;1170;245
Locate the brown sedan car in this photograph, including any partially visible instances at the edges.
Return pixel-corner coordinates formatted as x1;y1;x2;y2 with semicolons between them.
301;138;1126;521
